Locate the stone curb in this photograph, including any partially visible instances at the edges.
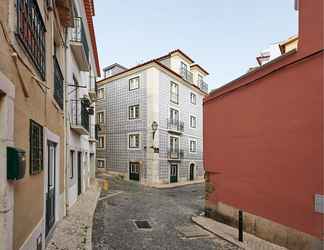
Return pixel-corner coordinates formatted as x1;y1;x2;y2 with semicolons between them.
192;216;249;250
151;180;205;189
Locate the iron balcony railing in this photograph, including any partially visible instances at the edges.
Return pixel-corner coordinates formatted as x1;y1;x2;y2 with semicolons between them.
53;55;64;110
167;119;184;133
198;79;208;93
180;68;193;83
70;99;90;132
71;17;89;63
168;148;184;160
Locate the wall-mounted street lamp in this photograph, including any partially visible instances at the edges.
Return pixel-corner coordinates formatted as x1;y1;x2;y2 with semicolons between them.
152;121;158;140
151;121;159;153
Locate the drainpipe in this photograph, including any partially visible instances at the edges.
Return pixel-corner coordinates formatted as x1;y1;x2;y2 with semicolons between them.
63;27;69;217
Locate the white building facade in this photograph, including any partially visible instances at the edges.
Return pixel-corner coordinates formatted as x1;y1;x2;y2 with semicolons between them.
66;0;99;208
96;50;208;186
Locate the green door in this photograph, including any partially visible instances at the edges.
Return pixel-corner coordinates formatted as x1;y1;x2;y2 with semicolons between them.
129;162;140;181
170;164;178;183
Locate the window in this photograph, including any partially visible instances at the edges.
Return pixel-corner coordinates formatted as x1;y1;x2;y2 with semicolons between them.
190;115;197;128
170;82;179;104
181;62;187;72
129;77;139;90
97;159;105;168
189;140;197;153
97;88;104;99
198;74;203;83
170;108;179;122
169;136;179;152
129;105;140;120
17;0;46;79
128;133;140;149
30;120;43;175
70;150;74;178
97;111;105;124
97;136;105;149
190;93;196;105
104;69;112;78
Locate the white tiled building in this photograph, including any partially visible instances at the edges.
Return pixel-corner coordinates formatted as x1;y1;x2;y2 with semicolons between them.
96;50;208;186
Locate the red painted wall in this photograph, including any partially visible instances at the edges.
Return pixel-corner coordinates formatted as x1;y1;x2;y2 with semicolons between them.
204;0;323;239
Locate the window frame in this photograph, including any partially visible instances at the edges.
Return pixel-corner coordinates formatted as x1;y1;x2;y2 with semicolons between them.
30;119;44;175
97;158;106;168
190;115;197;128
97;88;105;100
128;105;140;120
128;132;141;150
96;111;105;124
189;139;197;153
170;81;179;104
97;135;105;149
16;0;46;80
129;76;140;91
190;92;197;105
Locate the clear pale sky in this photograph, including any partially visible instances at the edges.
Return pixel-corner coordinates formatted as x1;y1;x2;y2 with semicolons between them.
93;0;298;90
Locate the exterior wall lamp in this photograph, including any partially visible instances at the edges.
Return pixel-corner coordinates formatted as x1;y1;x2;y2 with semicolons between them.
151;121;159;153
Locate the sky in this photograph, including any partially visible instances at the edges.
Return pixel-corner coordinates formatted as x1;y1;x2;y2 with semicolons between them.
93;0;298;90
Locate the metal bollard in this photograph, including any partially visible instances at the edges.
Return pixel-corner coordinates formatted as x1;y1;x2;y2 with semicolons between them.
239;210;243;242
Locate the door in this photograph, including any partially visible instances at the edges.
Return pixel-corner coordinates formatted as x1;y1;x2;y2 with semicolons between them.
46;141;56;237
170;164;178;183
77;152;82;195
189;163;195;181
129;162;140;181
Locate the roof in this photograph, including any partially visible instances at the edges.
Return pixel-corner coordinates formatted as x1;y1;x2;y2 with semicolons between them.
97;57;206;95
190;64;209;75
103;63;128;71
168;49;195;63
84;0;101;76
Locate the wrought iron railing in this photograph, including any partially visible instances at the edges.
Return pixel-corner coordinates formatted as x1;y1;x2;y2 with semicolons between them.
180;68;193;83
71;17;89;63
198;79;208;93
17;0;46;79
167;119;184;133
70;99;90;131
53;56;64;109
168;148;184;160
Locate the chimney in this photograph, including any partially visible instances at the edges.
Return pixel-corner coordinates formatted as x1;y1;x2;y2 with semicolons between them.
298;0;323;54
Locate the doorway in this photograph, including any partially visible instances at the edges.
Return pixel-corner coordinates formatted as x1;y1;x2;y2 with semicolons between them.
77;152;82;195
129;162;140;181
46;141;56;237
189;163;195;181
170;164;178;183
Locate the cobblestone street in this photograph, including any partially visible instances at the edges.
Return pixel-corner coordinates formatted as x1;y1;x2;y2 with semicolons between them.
92;177;239;250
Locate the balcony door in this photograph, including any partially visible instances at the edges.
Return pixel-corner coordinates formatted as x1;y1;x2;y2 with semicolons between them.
170;136;179;159
46;141;56;237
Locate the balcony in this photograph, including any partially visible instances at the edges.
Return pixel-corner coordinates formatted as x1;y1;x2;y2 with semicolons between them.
168;149;184;161
70;99;90;135
88;72;97;102
70;17;89;71
180;68;193;83
167;119;184;134
53;56;64;110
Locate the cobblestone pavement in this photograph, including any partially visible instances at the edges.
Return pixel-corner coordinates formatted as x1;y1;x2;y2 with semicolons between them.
92;177;240;250
46;184;100;250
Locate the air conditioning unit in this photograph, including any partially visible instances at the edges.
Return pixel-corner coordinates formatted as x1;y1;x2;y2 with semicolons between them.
46;0;55;11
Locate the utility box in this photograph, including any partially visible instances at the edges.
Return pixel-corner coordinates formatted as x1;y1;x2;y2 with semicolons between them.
7;147;26;180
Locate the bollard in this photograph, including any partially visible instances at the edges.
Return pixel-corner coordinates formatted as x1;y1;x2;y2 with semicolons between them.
103;179;109;191
239;210;243;242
